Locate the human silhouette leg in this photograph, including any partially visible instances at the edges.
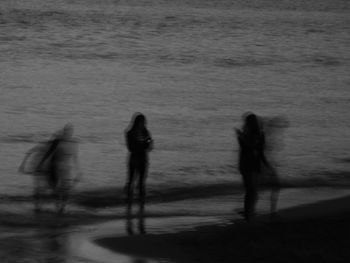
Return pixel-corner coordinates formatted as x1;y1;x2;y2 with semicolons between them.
270;176;280;216
56;184;69;214
138;164;147;204
127;161;136;204
126;203;134;235
243;173;258;222
33;175;44;212
138;202;146;234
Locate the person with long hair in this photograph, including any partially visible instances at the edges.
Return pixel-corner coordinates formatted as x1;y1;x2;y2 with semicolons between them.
236;112;266;222
125;113;153;206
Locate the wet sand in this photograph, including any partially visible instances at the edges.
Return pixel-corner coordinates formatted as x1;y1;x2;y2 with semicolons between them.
95;189;350;263
0;187;349;263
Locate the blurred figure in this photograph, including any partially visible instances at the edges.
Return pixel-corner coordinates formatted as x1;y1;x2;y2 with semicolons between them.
261;115;289;216
19;131;61;212
38;123;82;214
236;112;266;222
125;113;153;206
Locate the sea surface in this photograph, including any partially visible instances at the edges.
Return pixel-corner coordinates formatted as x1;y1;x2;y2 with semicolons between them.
1;0;350;198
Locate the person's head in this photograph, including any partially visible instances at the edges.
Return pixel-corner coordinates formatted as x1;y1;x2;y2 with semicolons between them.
243;112;260;134
62;123;74;139
131;113;146;130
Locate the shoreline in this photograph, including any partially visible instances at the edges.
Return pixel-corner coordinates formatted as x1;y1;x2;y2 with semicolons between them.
0;187;349;262
1;181;349;209
0;186;349;227
95;193;350;263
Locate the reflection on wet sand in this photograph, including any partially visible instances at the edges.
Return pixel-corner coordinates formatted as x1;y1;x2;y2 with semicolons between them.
126;203;146;236
38;224;69;263
0;222;71;263
1;188;349;263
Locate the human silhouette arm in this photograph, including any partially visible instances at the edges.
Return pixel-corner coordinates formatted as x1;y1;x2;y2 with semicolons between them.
73;142;82;183
126;131;135;152
145;131;153;152
258;133;270;167
235;128;242;139
147;138;153;151
36;139;59;171
18;146;38;173
235;128;249;149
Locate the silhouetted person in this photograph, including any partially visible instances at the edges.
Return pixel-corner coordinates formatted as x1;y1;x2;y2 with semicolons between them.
236;113;267;222
125;113;153;206
19;132;61;212
38;124;82;214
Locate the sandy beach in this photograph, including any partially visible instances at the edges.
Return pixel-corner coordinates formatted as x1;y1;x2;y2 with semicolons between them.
95;190;350;263
0;187;349;263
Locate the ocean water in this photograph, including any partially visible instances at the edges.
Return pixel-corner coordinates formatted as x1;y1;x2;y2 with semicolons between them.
1;0;350;197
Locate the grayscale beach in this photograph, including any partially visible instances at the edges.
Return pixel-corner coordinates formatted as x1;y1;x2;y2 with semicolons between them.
0;0;349;262
0;187;349;262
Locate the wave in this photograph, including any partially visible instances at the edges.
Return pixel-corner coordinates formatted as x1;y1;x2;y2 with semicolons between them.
1;176;349;209
214;57;278;68
0;133;106;144
75;177;350;208
307;55;342;66
0;133;51;144
1;85;33;90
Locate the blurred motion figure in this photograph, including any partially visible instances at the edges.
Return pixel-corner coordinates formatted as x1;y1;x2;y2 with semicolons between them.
236;113;288;221
38;123;82;214
261;115;288;216
19;131;61;212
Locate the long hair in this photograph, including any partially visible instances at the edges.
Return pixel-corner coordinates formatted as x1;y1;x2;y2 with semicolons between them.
130;113;146;131
243;113;262;136
126;112;149;138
